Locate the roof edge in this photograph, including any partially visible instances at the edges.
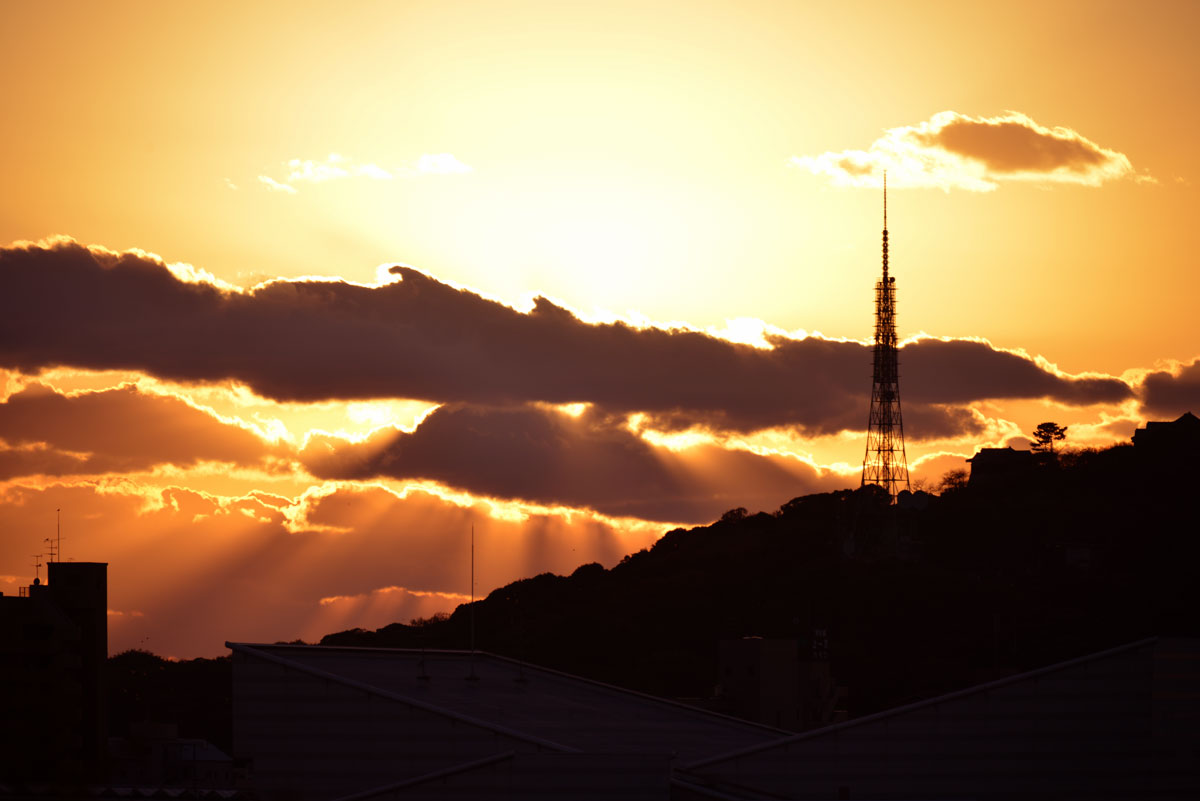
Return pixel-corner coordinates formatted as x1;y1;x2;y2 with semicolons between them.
227;641;790;738
685;636;1160;770
226;642;577;755
329;751;517;801
481;649;792;736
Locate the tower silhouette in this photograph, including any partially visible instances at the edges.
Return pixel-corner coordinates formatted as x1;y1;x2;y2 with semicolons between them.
861;173;910;500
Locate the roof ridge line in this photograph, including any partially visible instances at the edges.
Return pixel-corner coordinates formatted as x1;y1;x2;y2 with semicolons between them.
481;649;794;735
329;751;517;801
684;636;1160;770
226;642;578;755
230;641;791;737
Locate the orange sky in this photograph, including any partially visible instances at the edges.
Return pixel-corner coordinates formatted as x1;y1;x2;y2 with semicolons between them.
1;0;1197;657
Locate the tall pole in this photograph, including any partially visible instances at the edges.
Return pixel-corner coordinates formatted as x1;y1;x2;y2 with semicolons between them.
470;524;475;653
861;172;910;501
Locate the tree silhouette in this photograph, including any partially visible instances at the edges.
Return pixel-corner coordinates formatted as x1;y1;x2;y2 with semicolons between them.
1031;422;1068;455
938;468;969;494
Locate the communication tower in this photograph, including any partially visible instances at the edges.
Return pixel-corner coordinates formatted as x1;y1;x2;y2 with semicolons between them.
861;173;910;500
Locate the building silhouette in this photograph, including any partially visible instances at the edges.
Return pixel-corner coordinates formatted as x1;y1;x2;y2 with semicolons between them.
227;642;787;800
713;636;847;733
227;638;1199;799
861;173;910;500
0;561;108;781
1133;411;1200;457
967;446;1035;489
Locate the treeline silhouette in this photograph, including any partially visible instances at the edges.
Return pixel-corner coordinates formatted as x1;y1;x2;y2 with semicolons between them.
107;649;231;754
109;439;1198;743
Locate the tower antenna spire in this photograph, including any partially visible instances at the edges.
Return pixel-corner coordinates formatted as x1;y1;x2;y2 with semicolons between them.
881;171;889;279
862;171;909;502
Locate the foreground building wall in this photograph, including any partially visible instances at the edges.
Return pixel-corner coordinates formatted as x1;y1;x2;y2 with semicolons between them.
686;637;1200;800
0;561;108;782
232;650;559;801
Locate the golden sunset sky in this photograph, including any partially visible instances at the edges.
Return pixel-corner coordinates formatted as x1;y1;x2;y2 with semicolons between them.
1;0;1197;657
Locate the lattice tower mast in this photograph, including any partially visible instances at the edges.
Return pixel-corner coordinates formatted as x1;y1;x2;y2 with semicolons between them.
861;172;910;500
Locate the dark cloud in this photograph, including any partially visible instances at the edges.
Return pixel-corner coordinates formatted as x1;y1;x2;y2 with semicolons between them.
901;403;984;441
793;111;1137;190
0;382;277;479
915;115;1113;174
900;339;1131;407
1138;359;1200;419
301;404;841;523
0;239;1133;436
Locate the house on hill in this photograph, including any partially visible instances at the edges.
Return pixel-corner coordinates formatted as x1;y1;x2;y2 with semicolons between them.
1133;411;1200;455
966;446;1034;489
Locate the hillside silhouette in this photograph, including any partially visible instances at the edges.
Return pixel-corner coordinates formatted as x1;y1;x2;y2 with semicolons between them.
318;439;1198;714
107;434;1199;742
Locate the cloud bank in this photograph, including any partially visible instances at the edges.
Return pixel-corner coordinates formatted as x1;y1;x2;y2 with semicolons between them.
1138;359;1200;419
301;403;844;522
0;382;280;480
0;239;1134;438
791;111;1140;191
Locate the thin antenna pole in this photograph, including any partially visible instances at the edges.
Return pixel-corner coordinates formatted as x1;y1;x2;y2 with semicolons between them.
32;554;42;582
56;508;61;563
881;170;889;279
470;524;475;653
466;524;479;681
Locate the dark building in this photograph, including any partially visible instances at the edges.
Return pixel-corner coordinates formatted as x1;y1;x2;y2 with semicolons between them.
229;638;1198;799
714;636;846;732
227;642;787;800
1133;411;1200;456
967;446;1035;489
108;722;235;789
684;637;1200;800
0;561;108;781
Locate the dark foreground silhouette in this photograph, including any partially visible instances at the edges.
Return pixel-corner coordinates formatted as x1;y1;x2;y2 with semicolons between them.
104;431;1199;767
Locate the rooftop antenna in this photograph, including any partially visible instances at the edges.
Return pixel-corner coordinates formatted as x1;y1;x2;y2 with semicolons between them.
56;508;61;563
882;171;889;279
44;537;56;564
467;524;479;680
32;554;43;583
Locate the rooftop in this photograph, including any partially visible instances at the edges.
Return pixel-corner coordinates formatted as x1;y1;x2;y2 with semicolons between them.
228;642;786;764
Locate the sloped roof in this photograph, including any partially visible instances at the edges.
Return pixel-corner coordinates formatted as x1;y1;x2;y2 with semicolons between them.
227;642;787;764
685;636;1160;771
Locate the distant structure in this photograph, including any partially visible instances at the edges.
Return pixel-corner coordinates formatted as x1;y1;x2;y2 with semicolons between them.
967;446;1035;489
0;561;108;781
861;173;910;500
1132;410;1200;455
714;635;847;732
